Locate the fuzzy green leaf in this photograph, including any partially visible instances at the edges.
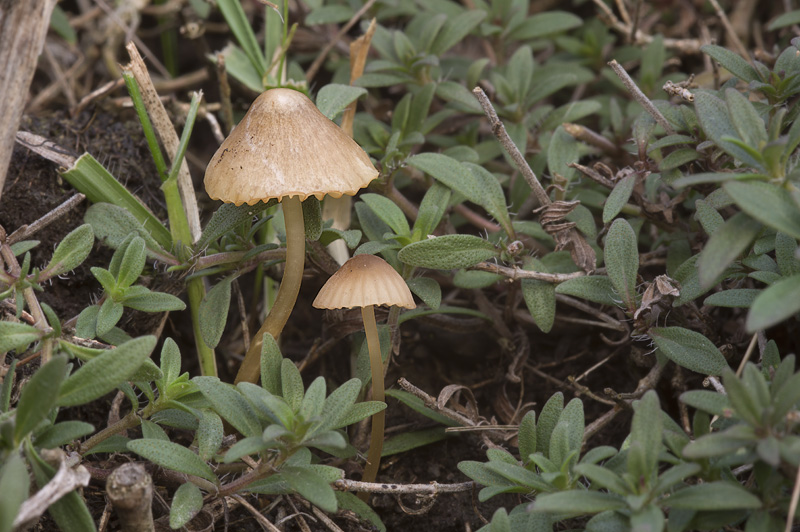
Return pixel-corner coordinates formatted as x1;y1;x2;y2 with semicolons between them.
701;45;761;83
57;336;157;407
533;491;626;514
602;175;636;223
0;321;43;353
170;482;203;529
604;219;639;311
406;277;441;310
193;377;261;437
15;355;67;444
128;439;216;482
649;327;727;375
666;482;762;510
199;276;232;349
746;273;800;331
315;84;367;120
698;212;761;289
43;224;94;279
0;454;29;532
398;235;499;270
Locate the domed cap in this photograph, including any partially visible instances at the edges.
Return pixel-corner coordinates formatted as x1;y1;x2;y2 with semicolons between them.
313;254;416;310
204;88;378;206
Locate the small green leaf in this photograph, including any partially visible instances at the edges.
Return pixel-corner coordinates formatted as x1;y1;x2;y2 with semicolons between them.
725;181;800;241
281;359;304;411
282;465;338;512
694;92;761;168
428;9;486;56
406;277;441;310
299;377;326;422
398;235;499;269
604;219;639;311
679;390;730;416
573;463;628;495
649;327;727;375
704;288;760;308
725;88;767;148
193;377;261;437
197;410;224;461
555;276;618;306
96;298;124;337
216;0;266;76
42;224;94;278
628;391;662;482
382;427;449;456
128;439;216;482
335;492;386;532
170;482;203;529
260;333;283;396
701;45;761;83
533;491;626;515
518;410;536;463
360;193;410;238
315;84;367;120
412;182;451;240
536;392;564;455
746;273;800;331
602;175;636;223
116;236;146;288
698;212;761;289
57;336;157;407
123;291;186;312
0;454;29;532
0;321;43;353
522;269;556;334
506;11;582;40
34;420;95;449
547;126;578;182
199;276;233;348
666;482;762;510
15;355;67;444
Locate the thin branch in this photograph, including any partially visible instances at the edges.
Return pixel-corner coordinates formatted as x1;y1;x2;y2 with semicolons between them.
707;0;751;62
7;194;86;244
607;60;676;135
472;87;550;207
471;261;585;283
334;478;474;494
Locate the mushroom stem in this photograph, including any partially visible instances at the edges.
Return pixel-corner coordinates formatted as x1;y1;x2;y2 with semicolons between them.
235;195;305;384
360;303;385;494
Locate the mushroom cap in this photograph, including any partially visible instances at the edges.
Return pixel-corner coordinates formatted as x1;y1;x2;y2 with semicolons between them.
313;254;416;310
204;88;378;205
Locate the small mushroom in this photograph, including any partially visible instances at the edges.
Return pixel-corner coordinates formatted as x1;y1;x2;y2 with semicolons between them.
204;88;378;384
313;253;415;487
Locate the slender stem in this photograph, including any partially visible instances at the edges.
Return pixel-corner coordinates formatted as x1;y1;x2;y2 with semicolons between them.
360;304;385;497
607;60;676;135
235;196;305;384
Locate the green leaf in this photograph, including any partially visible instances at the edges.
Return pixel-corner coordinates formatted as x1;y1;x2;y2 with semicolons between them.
199;276;233;348
725;88;767;148
382;427;449;456
315;84;367;120
628;391;662;482
57;336;157;407
666;482;762;510
360;193;411;238
170;482;203;529
518;410;536;463
428;9;486;56
386;389;459;427
123;291;186;312
194;377;261;437
602;175;636;223
435;81;483;113
573;463;628;495
547;126;578;181
116;236;146;288
128;439;216;482
536;393;564;455
196;201;274;249
746;273;800;331
0;453;29;532
332;401;386;429
412;182;451;241
701;45;761;83
463;163;515;238
15;355;67;444
42;224;94;278
506;11;582;40
649;327;728;375
84;203;167;256
659;148;700;171
306;5;354;25
197;410;224;461
694;92;761;168
0;321;43;353
768;10;800;29
141;419;169;441
96;298;124;337
216;0;266;76
281;359;304;412
485;461;551;492
698;212;762;289
299;376;326;422
775;233;800;276
398;235;499;269
520;274;554;332
260;333;283;396
704;288;760;308
604;219;639;311
555;276;618;306
282;465;338;512
406;277;441;310
679;390;730;416
34;421;95;449
533;491;625;515
67;157;171;250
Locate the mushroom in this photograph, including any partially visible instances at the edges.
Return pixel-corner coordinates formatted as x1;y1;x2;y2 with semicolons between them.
204;88;378;384
313;253;415;487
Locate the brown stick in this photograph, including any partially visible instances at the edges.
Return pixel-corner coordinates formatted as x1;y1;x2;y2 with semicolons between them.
106;463;155;532
0;0;57;201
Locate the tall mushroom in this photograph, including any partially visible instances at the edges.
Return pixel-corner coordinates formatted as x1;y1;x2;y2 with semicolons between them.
313;253;415;488
204;88;378;384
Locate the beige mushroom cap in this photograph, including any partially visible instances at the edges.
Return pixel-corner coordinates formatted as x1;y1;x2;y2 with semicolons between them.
204;88;378;205
313;254;416;310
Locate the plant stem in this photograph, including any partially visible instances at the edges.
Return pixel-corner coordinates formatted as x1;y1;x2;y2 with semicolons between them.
360;304;385;498
235;196;305;384
607;60;676;135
